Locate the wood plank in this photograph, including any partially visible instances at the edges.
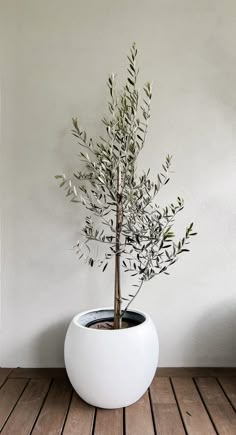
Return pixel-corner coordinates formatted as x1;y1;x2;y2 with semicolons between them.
125;391;154;435
8;367;236;379
149;377;185;435
63;392;95;435
171;377;216;434
218;377;236;410
0;378;28;430
157;368;236;377
195;377;236;435
94;408;123;435
31;379;72;435
9;368;67;379
1;379;51;435
0;369;13;388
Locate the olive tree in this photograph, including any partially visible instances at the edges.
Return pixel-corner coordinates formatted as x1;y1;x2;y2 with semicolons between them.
56;44;196;329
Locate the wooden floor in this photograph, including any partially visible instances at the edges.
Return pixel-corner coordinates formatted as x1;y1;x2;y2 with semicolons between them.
0;368;236;434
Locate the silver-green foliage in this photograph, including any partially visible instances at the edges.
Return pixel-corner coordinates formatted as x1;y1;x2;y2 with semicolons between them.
56;44;196;315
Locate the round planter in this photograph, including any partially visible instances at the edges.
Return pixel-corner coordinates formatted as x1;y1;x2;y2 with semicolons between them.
64;307;159;409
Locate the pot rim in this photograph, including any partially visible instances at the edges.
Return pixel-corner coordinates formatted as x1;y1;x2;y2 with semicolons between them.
71;307;151;333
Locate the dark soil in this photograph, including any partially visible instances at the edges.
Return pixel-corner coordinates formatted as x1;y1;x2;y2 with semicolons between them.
86;317;140;330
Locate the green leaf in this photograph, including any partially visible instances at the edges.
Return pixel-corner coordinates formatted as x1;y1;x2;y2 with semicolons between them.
102;262;108;272
128;78;135;86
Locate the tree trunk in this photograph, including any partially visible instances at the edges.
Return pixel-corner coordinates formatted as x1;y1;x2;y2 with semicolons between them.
113;245;121;329
113;167;122;329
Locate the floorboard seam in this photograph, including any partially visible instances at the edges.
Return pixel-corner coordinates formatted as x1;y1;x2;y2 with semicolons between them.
192;378;218;435
0;378;30;433
148;388;157;435
123;406;126;435
91;407;97;435
29;378;54;435
60;388;74;434
216;377;236;413
169;377;188;435
0;369;14;390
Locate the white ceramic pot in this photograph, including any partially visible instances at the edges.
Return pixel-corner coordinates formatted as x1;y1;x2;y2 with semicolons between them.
64;307;159;409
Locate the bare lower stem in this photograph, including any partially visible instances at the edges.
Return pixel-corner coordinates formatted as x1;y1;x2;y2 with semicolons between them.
113;250;121;329
113;166;122;329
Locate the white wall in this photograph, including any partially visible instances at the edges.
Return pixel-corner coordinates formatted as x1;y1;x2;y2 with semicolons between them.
0;0;236;367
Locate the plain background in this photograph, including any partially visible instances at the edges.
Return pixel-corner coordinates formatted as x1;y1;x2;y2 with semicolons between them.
0;0;235;367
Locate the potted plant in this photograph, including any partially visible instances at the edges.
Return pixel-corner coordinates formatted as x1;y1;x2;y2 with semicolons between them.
55;43;196;409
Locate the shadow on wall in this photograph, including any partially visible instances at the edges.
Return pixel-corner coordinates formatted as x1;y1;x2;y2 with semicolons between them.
36;316;72;367
37;300;236;368
186;299;236;366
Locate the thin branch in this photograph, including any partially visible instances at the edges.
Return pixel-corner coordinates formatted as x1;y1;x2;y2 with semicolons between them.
121;279;144;317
